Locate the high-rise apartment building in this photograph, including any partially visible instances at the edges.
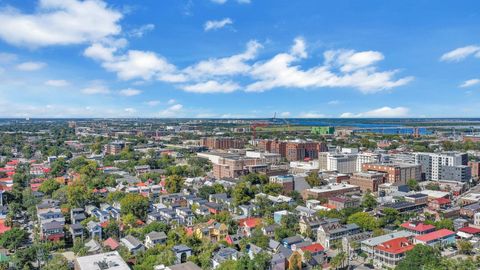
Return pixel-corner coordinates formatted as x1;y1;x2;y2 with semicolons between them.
200;137;245;150
326;154;357;174
257;139;327;161
356;153;381;172
414;152;468;181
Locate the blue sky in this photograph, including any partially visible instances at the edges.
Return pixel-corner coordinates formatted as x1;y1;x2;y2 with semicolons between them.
0;0;480;118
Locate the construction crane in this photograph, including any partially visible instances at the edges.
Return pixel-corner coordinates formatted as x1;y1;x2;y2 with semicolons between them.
251;122;269;141
273;112;291;133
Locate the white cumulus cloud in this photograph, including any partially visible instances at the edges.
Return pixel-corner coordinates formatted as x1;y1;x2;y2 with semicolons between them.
146;100;160;106
159;104;183;117
45;79;69;87
0;0;122;47
245;38;413;93
440;45;480;62
119;88;142;96
204;18;233;31
181;80;240;93
16;61;46;71
184;40;261;78
298;112;327;118
340;106;409;118
460;79;480;88
81;85;110;95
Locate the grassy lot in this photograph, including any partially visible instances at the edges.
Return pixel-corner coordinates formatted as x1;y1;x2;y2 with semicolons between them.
256;125;313;132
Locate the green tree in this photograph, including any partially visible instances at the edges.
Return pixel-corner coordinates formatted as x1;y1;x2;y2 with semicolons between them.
263;183;283;195
43;254;69;270
457;240;473;255
347;212;379;231
78;160;99;178
39;179;61;195
242;173;268;185
396;244;441;270
0;227;28;250
49;158;67;177
232;182;254;206
331;251;347;269
407;179;420;191
434;218;454;231
305;170;320;187
361;192;378;209
164;175;185;193
120;193;149;219
67;181;92;208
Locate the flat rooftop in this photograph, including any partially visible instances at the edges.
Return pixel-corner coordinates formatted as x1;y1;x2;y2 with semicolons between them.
75;251;130;270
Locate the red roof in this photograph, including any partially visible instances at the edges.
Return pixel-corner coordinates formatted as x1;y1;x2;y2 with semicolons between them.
300;243;325;253
375;237;414;254
434;197;451;204
401;222;435;232
0;220;11;234
458;226;480;235
415;229;455;242
225;235;234;245
6;160;19;166
103;237;120;250
30;183;41;192
239;217;262;228
185;227;194;236
100;221;110;228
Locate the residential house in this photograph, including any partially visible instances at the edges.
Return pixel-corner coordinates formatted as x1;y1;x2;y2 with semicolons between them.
360;231;414;258
145;231;168;248
281;235;304;249
87;221;102;239
173;245;192;264
175;207;194;227
328;196;361;210
298;243;326;266
457;226;480;239
103;237;120;251
69;223;84;239
41;220;64;241
460;202;480;218
71;208;86;224
317;221;362;250
121;235;145;255
374;237;414;268
299;217;339;238
194;221;228;242
212;247;240;269
238;217;262;237
428;198;451;211
400;222;436;235
414;229;456;247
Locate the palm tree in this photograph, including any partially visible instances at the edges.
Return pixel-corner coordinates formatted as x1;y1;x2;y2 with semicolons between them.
331;251;347;269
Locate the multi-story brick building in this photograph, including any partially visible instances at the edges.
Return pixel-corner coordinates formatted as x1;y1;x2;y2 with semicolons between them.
212;155;266;179
103;141;125;155
201;137;245;150
348;172;385;192
362;163;421;185
257;139;327;161
468;161;480;179
328;196;361;210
